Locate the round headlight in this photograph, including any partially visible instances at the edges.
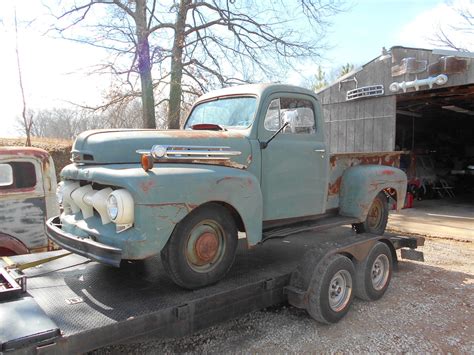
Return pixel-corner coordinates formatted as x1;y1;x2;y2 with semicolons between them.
151;145;167;158
106;194;119;220
56;182;64;205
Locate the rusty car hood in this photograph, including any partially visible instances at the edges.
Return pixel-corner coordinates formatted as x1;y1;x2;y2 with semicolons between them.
71;129;253;167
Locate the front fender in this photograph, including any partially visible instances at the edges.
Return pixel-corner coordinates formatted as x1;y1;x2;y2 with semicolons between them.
339;165;407;221
61;163;263;249
133;164;263;246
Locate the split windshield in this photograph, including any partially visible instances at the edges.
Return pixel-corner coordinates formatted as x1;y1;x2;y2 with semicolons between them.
185;96;257;130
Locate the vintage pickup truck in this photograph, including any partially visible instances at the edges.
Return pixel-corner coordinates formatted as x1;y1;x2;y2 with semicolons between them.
46;84;407;290
0;147;59;256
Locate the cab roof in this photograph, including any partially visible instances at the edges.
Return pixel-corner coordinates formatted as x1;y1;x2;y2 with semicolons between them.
195;83;318;103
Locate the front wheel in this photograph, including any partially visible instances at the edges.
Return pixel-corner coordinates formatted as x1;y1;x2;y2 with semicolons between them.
352;191;389;234
306;254;355;324
161;203;238;289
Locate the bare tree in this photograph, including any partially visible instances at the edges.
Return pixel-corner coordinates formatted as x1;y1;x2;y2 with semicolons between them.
434;1;473;51
51;0;344;129
14;7;33;146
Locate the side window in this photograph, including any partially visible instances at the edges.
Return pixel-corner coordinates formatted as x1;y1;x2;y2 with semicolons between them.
263;97;316;134
264;99;281;131
0;162;37;190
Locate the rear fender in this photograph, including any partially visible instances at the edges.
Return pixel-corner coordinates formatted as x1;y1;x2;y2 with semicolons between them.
339;165;407;221
0;233;30;255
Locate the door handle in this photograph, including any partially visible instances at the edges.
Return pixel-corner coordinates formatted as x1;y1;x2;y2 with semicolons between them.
314;149;326;153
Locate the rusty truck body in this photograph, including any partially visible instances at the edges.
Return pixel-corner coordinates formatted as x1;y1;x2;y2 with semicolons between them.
0;147;59;256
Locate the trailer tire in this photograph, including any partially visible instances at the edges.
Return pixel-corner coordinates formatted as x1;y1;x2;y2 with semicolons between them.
161;203;238;290
307;254;355;324
352;191;388;235
354;242;392;301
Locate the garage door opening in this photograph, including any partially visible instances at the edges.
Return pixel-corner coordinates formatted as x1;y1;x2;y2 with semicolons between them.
395;84;474;202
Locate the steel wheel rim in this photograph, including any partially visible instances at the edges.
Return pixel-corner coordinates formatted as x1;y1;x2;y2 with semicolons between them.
328;270;352;312
371;254;390;290
367;198;383;230
186;219;226;273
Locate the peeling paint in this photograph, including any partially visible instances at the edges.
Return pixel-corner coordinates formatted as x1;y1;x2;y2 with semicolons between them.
0;197;47;249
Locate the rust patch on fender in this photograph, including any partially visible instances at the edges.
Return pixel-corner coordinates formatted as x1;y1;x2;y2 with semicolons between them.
140;180;155;193
381;169;395;175
328;176;342;196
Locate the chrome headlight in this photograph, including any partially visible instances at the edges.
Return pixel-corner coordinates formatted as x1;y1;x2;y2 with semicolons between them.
106;189;134;227
106;194;119;220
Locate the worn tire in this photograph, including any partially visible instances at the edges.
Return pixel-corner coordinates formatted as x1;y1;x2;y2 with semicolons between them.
161;203;238;290
354;242;393;301
352;192;389;234
306;254;355;324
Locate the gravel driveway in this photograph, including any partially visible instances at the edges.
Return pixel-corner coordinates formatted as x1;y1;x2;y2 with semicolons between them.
100;236;473;353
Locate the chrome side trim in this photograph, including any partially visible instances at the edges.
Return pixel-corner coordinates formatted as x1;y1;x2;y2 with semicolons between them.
137;145;242;161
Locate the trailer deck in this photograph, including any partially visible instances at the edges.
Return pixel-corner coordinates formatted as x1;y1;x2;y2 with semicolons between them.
0;229;422;354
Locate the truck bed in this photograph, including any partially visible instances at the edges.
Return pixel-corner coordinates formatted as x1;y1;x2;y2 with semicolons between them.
1;227;419;353
327;151;403;209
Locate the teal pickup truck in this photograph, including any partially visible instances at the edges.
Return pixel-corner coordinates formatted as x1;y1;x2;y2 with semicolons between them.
46;84;406;290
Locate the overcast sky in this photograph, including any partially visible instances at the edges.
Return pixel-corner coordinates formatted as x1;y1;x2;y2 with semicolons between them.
1;0;472;137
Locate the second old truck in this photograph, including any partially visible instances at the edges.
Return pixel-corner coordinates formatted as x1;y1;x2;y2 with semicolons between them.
46;84;407;290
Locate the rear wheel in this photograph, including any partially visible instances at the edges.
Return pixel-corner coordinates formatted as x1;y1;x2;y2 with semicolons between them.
306;254;355;324
354;242;393;301
161;203;238;289
0;247;16;257
353;191;388;234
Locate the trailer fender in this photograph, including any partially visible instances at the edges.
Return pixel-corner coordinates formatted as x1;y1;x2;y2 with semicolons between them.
338;165;407;221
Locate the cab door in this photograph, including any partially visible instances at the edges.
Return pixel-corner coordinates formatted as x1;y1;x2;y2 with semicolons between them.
0;157;48;254
259;94;328;221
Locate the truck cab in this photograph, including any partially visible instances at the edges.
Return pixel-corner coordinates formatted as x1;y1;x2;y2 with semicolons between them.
0;147;59;256
46;84;406;289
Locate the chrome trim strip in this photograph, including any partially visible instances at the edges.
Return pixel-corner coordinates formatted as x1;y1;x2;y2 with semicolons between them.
136;145;242;161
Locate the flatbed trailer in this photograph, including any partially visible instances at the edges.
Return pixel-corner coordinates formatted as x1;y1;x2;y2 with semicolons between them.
0;228;423;354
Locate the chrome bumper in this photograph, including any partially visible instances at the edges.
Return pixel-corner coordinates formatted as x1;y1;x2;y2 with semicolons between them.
46;216;122;267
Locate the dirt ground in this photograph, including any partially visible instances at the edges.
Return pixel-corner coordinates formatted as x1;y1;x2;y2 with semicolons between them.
100;235;473;353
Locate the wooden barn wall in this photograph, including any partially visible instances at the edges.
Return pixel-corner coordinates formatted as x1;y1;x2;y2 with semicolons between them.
322;96;396;153
318;47;473;154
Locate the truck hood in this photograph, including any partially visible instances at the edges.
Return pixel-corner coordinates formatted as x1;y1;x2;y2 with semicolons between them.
71;129;253;167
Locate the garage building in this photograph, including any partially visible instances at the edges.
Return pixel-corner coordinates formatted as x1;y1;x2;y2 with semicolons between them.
317;46;474;198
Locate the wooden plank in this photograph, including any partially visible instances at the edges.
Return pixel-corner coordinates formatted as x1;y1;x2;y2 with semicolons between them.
354;101;365;152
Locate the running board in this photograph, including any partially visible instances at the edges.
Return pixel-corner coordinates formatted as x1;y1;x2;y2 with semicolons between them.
262;216;359;241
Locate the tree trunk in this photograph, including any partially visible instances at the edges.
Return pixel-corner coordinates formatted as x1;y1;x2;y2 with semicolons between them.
168;0;190;129
135;0;156;129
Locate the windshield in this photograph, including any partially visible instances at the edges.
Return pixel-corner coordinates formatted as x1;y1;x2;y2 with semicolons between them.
185;96;257;129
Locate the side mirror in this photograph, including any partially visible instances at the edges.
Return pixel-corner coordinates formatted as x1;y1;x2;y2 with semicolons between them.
0;163;13;187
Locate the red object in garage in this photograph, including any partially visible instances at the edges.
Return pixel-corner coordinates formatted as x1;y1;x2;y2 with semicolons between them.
404;192;414;209
391;192;413;210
